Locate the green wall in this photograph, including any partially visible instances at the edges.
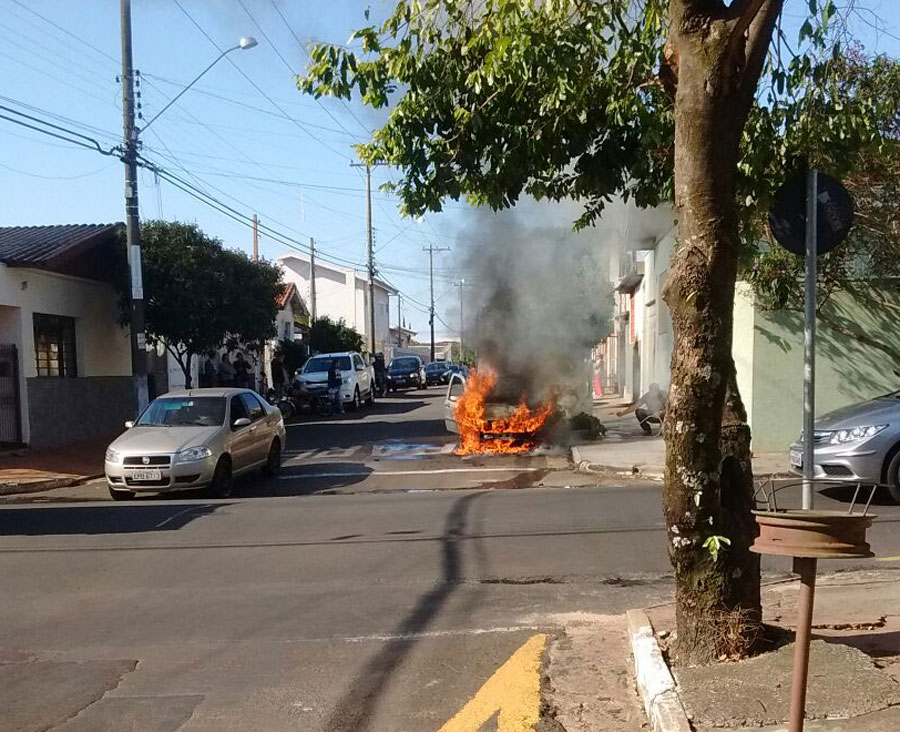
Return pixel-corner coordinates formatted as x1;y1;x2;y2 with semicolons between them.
733;283;900;452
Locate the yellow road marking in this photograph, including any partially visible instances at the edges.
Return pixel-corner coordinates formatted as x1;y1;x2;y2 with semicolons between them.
875;555;900;562
437;633;547;732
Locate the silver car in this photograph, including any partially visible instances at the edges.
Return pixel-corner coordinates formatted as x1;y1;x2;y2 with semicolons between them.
789;390;900;503
104;388;286;500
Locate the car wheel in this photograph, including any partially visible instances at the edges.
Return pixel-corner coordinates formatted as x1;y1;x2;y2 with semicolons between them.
262;439;282;477
207;457;234;498
108;486;135;501
886;450;900;503
365;387;375;406
350;387;361;411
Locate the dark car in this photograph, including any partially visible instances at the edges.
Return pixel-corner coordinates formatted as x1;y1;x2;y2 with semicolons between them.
424;361;449;386
442;363;469;384
387;356;426;391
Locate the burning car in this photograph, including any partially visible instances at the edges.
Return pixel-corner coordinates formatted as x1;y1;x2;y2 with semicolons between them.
444;369;555;454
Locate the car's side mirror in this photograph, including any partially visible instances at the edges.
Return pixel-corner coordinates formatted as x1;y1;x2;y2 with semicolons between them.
233;417;252;428
124;420;134;429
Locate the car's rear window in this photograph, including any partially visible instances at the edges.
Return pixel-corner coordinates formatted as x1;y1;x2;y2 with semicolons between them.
304;356;352;372
391;358;419;369
137;397;226;427
426;363;446;372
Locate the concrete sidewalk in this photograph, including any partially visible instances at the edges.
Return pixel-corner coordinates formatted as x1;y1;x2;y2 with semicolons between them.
0;438;107;495
571;398;792;479
644;570;900;731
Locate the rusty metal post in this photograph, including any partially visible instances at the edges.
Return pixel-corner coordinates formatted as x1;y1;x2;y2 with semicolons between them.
789;556;818;732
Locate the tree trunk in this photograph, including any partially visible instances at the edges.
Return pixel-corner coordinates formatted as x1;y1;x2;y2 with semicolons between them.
183;351;194;390
661;3;780;664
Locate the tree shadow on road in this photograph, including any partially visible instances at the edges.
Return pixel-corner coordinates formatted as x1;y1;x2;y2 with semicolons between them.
0;502;226;536
323;491;485;732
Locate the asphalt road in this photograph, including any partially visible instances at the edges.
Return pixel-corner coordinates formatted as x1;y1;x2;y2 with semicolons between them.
2;389;899;732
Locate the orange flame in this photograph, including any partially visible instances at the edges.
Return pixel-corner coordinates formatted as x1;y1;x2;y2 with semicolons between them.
455;369;555;455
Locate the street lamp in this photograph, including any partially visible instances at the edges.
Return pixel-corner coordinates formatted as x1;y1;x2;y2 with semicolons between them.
120;0;258;416
140;36;258;132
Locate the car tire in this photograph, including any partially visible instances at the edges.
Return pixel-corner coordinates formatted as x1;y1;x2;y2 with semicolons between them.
207;457;234;498
108;486;135;501
886;450;900;504
350;387;361;411
262;439;282;477
365;387;375;406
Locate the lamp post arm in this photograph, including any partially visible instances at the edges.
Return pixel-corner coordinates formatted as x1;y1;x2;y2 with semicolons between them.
140;45;238;133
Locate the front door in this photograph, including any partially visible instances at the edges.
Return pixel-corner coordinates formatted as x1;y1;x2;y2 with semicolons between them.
0;344;22;445
239;392;271;464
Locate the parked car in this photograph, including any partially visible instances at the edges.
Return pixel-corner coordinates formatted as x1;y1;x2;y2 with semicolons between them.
789;389;900;502
424;361;450;386
104;388;285;501
387;355;426;391
442;363;469;384
293;352;375;410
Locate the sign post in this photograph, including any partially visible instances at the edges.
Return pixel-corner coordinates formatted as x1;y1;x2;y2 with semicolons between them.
769;169;853;509
802;169;818;509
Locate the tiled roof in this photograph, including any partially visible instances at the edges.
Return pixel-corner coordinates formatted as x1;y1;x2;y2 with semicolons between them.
276;282;295;309
0;224;123;266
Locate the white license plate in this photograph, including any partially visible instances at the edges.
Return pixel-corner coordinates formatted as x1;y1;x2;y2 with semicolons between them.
789;449;802;469
131;469;162;482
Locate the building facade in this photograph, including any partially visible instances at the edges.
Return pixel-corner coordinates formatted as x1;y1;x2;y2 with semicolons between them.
278;253;396;355
0;224;134;448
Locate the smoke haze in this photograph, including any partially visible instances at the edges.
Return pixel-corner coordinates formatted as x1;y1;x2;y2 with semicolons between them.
454;199;613;404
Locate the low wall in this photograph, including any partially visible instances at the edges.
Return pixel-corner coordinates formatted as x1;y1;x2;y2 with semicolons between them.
27;376;134;449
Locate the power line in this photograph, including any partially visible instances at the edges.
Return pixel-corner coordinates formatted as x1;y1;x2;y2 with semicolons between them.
171;0;354;161
236;0;364;142
8;0;120;65
267;0;372;137
0;104;117;156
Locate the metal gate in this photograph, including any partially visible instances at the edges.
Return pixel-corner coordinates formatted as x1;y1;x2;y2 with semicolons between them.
0;344;22;444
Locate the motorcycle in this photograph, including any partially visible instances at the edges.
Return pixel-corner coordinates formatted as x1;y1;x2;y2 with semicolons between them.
267;387;298;421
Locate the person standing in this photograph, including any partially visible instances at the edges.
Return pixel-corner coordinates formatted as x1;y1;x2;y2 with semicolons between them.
233;353;249;389
327;359;344;414
271;353;287;398
201;352;217;388
218;353;235;387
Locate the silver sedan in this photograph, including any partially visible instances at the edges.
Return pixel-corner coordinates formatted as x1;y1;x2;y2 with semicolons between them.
104;388;286;500
789;389;900;503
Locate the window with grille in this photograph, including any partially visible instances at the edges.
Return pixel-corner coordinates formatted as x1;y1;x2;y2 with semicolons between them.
33;314;77;377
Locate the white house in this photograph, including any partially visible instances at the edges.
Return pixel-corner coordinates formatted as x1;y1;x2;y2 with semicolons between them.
0;224;136;448
599;202;900;452
278;253;397;354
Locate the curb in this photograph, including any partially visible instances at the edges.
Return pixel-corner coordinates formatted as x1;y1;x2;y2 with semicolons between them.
626;608;692;732
0;474;102;496
570;446;665;480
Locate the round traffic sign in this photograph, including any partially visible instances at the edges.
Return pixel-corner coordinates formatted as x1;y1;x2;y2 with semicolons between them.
768;171;854;256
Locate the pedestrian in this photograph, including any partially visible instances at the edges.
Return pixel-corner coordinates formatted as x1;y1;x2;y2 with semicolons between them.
201;351;217;388
271;353;287;398
617;383;667;436
218;353;235;387
327;358;344;414
234;353;249;389
373;352;386;396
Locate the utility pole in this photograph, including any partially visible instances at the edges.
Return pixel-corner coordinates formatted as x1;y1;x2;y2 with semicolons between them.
309;236;317;321
423;244;450;362
351;161;386;355
396;294;402;349
120;0;148;414
252;214;259;262
459;279;465;361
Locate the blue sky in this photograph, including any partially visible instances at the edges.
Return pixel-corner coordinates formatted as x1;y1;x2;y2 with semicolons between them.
2;1;900;339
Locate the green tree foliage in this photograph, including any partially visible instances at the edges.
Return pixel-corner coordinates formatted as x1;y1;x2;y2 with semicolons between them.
138;221;282;388
309;316;365;354
299;0;889;663
747;50;900;310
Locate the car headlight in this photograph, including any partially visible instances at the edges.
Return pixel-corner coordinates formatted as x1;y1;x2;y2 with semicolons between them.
175;446;213;463
828;425;888;445
105;447;121;463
